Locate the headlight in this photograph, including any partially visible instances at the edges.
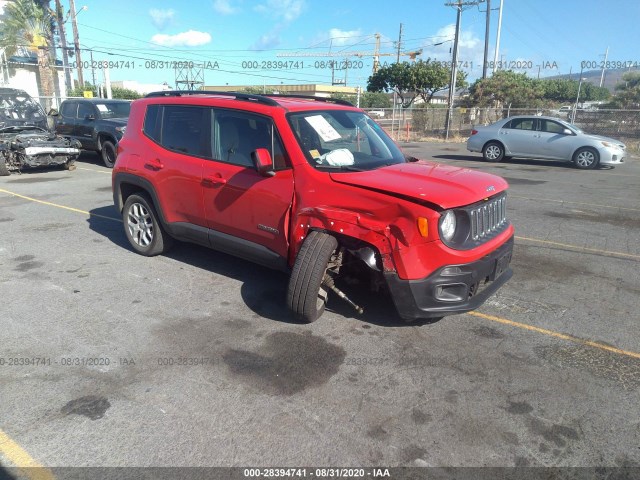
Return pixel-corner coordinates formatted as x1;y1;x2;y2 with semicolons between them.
439;210;457;242
115;126;126;135
601;141;612;148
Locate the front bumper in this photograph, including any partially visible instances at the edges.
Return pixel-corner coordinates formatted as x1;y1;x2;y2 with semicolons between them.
385;236;514;321
598;147;625;165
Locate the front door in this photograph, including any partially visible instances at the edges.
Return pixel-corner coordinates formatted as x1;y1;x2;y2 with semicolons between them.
202;109;294;260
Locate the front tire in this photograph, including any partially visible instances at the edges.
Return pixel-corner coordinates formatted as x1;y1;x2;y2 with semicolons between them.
483;142;505;162
573;147;599;169
101;140;117;168
287;231;338;323
122;193;173;256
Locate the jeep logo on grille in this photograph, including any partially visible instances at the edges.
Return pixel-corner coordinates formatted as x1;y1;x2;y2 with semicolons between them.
486;185;495;192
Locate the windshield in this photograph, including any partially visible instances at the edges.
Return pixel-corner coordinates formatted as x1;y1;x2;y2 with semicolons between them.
288;110;405;171
0;92;46;122
96;102;130;119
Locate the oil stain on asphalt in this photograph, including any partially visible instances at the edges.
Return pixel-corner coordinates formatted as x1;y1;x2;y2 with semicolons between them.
61;395;111;420
223;331;346;395
545;210;640;229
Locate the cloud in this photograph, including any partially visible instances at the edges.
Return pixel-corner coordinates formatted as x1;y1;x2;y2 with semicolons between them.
151;30;212;47
213;0;240;15
313;28;363;47
149;8;175;31
254;0;305;22
422;24;485;77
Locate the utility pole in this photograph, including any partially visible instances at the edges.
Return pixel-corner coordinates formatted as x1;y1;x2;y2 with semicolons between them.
53;0;72;91
492;0;504;74
445;0;482;140
599;46;609;88
68;0;84;88
482;0;491;78
391;23;403;139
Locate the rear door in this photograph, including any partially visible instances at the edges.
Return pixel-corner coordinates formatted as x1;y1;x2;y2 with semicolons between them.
56;101;77;138
142;104;208;234
502;118;538;156
202;109;294;261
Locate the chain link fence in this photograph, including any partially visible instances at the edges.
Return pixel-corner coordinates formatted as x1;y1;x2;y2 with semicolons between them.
363;107;640;152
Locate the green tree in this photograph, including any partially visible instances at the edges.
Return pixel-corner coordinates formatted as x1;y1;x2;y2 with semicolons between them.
0;0;56;108
330;91;391;108
469;70;544;108
367;59;466;108
608;72;640;108
67;84;142;100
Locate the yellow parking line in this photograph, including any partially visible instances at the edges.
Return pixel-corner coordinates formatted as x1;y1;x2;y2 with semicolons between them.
469;311;640;360
511;195;640;212
0;428;55;480
0;188;121;223
515;235;640;260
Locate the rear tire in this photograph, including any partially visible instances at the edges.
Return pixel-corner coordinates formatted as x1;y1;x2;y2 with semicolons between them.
101;140;117;168
573;147;599;169
122;193;173;256
0;157;10;176
287;231;338;323
483;142;505;162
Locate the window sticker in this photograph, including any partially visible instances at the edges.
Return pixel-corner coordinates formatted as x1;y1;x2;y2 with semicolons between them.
304;115;341;142
309;149;321;159
96;104;109;112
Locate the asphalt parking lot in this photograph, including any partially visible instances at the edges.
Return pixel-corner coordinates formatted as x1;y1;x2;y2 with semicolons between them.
0;144;639;474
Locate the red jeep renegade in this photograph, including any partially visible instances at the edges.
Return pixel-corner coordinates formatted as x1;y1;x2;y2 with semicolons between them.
112;91;514;323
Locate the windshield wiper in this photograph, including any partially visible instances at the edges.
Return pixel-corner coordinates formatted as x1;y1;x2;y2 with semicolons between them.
314;164;365;172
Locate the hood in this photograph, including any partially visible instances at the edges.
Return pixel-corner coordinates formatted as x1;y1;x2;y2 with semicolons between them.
329;161;509;209
584;133;626;147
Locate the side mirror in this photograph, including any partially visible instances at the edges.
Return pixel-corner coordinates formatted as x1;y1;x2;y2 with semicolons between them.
84;114;95;121
48;108;59;116
251;148;275;177
562;128;573;135
405;155;419;162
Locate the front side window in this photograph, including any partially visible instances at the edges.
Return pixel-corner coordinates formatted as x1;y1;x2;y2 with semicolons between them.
213;110;288;169
540;119;565;134
288;110;405;171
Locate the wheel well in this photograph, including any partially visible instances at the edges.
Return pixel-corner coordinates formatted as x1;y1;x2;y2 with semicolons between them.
572;146;599;160
483;139;505;152
98;134;116;151
118;182;146;211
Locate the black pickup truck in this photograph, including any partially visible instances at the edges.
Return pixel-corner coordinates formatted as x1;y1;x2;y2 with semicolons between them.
53;98;130;167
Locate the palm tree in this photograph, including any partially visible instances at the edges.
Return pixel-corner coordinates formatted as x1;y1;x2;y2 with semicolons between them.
0;0;56;109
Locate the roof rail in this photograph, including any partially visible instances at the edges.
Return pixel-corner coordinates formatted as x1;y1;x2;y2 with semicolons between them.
264;93;354;106
144;90;280;107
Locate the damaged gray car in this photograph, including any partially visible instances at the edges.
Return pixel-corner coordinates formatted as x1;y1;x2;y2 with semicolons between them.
0;88;80;176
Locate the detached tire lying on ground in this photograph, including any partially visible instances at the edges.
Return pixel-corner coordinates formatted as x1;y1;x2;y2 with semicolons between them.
122;193;173;256
287;231;338;323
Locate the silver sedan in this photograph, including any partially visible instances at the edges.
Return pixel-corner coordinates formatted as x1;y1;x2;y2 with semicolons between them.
467;116;626;169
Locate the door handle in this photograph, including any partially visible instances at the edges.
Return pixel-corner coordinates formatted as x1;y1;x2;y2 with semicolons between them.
203;174;227;186
144;158;164;170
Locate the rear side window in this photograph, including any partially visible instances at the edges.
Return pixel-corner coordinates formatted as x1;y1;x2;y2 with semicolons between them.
508;118;535;130
143;105;161;142
60;102;76;118
160;105;210;157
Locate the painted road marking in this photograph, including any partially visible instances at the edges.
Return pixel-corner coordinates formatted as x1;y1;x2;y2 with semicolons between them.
515;235;640;260
511;195;640;212
0;428;55;480
0;189;121;223
469;311;640;360
77;166;112;175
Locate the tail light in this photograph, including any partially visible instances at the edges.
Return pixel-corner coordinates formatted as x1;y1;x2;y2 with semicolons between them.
471;129;478;135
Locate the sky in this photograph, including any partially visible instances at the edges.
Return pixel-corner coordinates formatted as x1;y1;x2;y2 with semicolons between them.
39;0;640;89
